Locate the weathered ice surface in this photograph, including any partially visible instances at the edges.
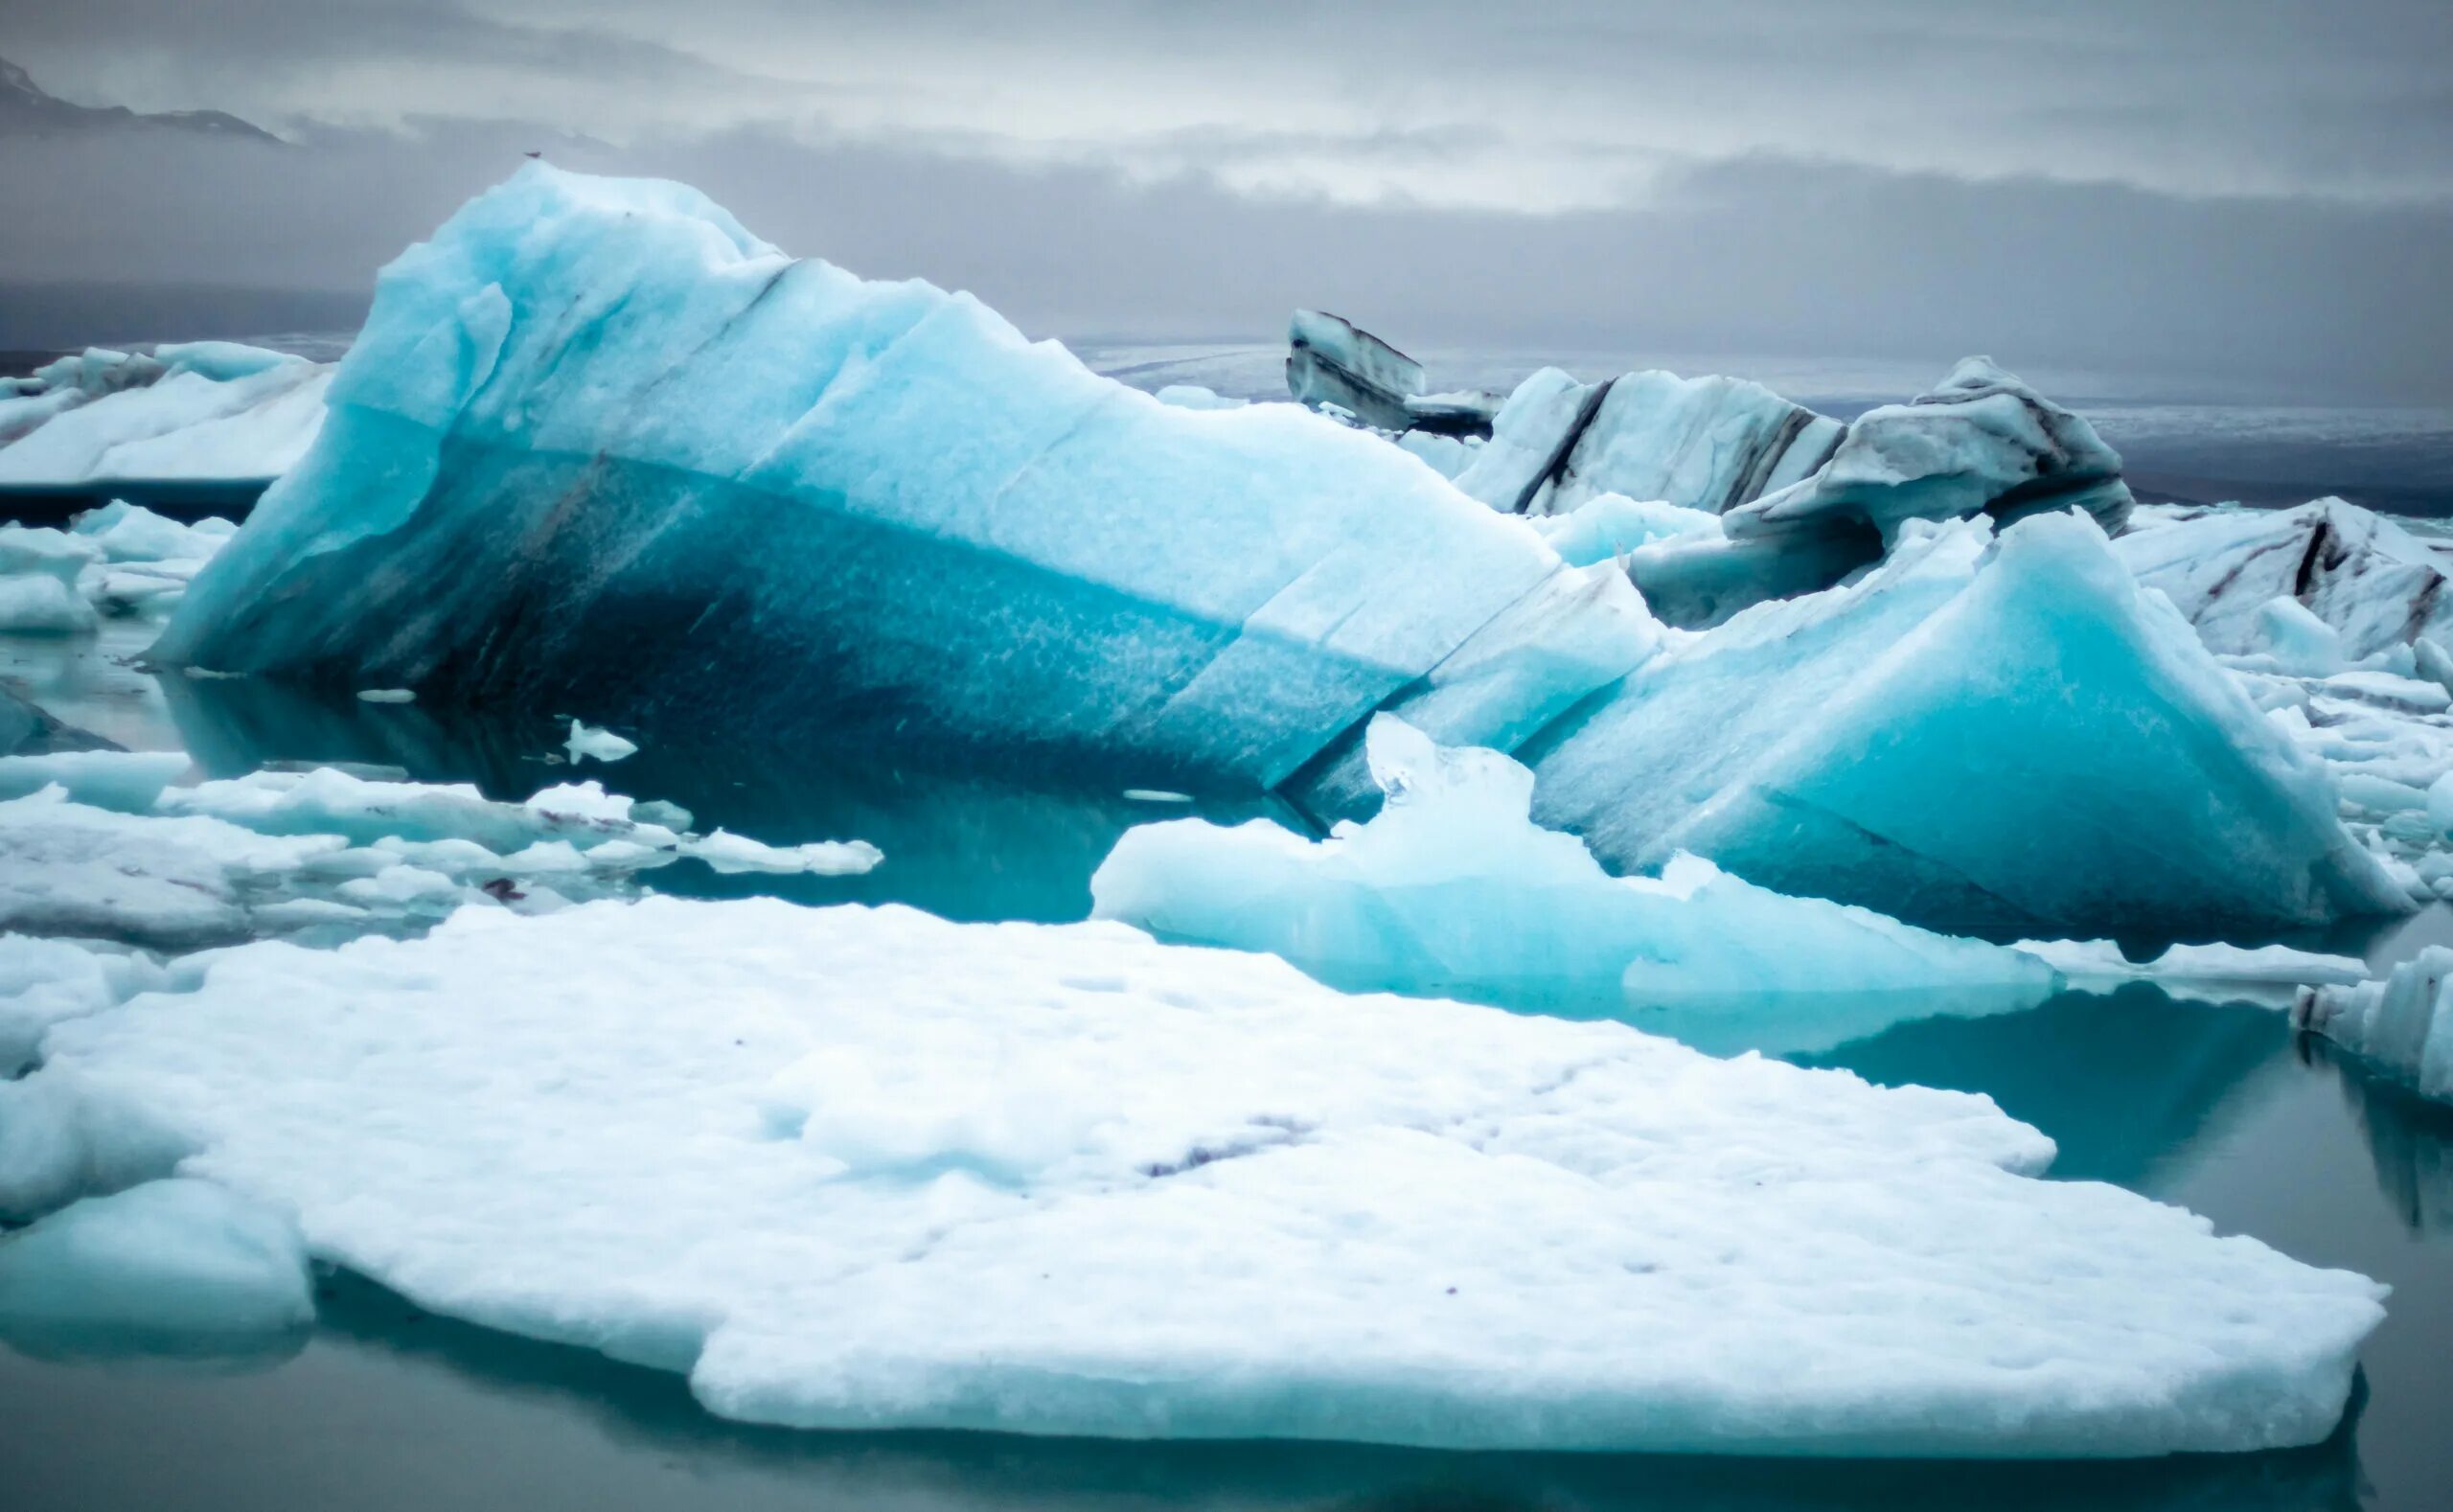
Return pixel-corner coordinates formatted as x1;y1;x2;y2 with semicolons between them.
154;168;1629;792
1724;357;2132;544
1523;513;2407;936
1283;309;1427;431
31;895;2386;1455
2117;498;2453;661
2294;946;2453;1104
1453;366;1843;517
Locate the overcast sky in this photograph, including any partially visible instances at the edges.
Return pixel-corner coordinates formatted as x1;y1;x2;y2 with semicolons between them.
4;1;2449;401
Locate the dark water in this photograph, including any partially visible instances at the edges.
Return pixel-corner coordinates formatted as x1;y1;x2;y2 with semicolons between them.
3;638;2452;1509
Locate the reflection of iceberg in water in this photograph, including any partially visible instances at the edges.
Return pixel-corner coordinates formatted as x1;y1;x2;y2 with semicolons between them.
1798;985;2295;1187
161;670;1296;923
2302;1033;2453;1235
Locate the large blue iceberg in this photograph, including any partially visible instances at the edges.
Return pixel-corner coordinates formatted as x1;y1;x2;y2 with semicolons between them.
152;167;2404;935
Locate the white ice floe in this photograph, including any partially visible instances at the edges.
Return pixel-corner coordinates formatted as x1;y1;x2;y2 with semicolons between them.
0;343;328;491
0;1179;313;1358
1528;511;2406;935
2013;938;2370;1004
0;504;240;629
32;895;2384;1455
0;933;163;1074
1097;716;2051;1015
2293;947;2453;1103
564;718;639;764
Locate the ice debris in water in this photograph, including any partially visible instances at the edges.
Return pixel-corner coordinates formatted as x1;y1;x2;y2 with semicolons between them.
0;754;880;949
153;166;1632;794
0;1179;313;1360
355;687;416;704
565;718;639;764
2293;947;2453;1104
1521;511;2406;936
0;503;239;629
1094;716;2052;1014
29;895;2384;1455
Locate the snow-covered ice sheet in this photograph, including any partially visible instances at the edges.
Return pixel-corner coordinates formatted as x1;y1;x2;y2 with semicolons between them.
1098;717;2051;1016
32;895;2385;1455
1525;512;2407;935
0;1179;313;1360
155;166;1628;791
2293;947;2453;1104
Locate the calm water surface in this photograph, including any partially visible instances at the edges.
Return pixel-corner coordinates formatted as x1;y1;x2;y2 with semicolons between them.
2;624;2449;1511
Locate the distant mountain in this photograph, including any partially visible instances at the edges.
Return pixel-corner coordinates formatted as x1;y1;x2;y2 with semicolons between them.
0;57;281;144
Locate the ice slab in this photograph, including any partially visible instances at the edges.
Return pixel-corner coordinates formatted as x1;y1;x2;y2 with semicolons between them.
38;895;2383;1455
1455;366;1841;517
1100;716;2052;1016
1284;309;1425;431
0;933;163;1075
2117;499;2453;662
1725;358;2132;544
0;1179;313;1360
2015;939;2370;1005
2293;946;2453;1103
1524;512;2407;935
564;718;638;764
155;167;1625;791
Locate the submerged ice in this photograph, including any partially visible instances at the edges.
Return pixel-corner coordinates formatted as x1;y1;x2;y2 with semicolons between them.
24;895;2385;1456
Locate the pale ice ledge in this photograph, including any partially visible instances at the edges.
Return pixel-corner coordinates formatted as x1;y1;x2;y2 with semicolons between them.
34;896;2387;1456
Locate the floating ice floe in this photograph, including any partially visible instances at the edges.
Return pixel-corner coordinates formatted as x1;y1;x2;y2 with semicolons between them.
0;502;240;629
0;934;163;1075
1524;511;2408;935
153;166;1634;794
2012;938;2371;1005
0;342;329;496
564;718;638;764
0;1179;313;1361
2293;947;2453;1103
26;895;2385;1455
1096;716;2052;1017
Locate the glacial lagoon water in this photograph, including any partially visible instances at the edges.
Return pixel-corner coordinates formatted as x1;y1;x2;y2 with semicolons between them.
2;619;2450;1510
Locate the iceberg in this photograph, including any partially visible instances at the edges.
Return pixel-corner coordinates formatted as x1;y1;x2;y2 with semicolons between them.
35;894;2384;1455
0;1179;313;1361
0;343;329;497
2116;499;2453;662
2293;947;2453;1104
1723;357;2133;544
1453;365;1842;518
1284;309;1426;431
154;166;1631;793
1097;716;2052;1015
1523;512;2408;935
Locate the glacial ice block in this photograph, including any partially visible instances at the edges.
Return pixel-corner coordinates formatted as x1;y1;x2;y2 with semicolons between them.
1723;357;2133;544
1524;512;2408;935
1098;716;2052;1015
40;895;2385;1455
153;167;1627;790
2116;499;2453;661
2293;947;2453;1103
1284;309;1426;431
1454;366;1842;517
0;1179;313;1359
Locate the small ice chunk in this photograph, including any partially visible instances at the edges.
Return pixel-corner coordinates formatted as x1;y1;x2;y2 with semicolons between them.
0;1179;313;1360
684;829;883;876
0;575;99;635
564;719;639;764
0;934;162;1073
0;750;189;811
1528;493;1722;566
2293;947;2453;1103
2254;597;2346;677
355;688;417;703
1122;789;1194;804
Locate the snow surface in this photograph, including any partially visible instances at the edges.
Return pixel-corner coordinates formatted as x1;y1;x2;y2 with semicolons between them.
156;166;1629;790
1525;512;2407;935
2293;947;2453;1104
32;895;2385;1455
1097;716;2051;1015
